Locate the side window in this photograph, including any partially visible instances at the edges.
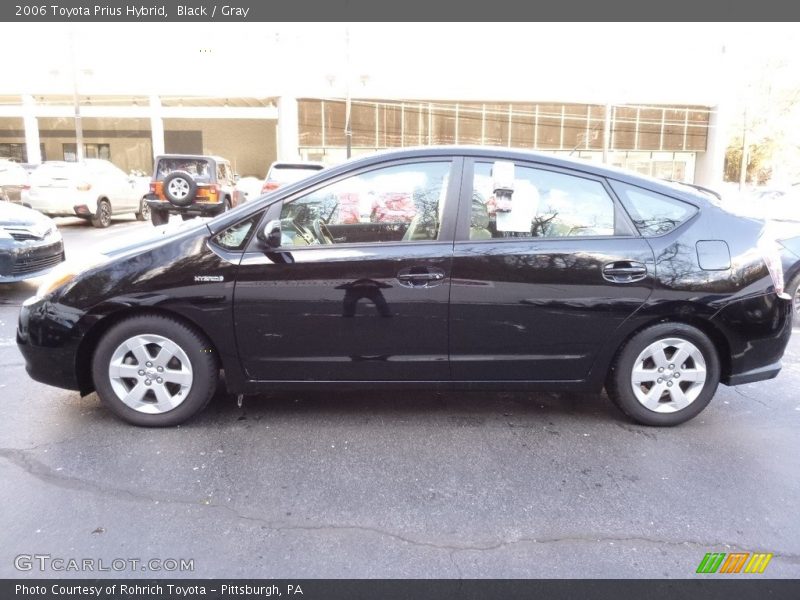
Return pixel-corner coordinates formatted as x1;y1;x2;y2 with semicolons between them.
278;162;450;246
212;213;262;251
612;182;698;236
470;163;618;240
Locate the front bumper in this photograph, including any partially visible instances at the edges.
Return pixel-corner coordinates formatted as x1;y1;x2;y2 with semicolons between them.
0;239;65;282
17;296;81;391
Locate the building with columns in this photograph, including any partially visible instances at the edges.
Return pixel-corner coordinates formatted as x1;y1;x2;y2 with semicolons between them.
0;23;734;185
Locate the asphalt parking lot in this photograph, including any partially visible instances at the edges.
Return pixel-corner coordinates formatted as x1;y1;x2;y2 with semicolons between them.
0;216;798;578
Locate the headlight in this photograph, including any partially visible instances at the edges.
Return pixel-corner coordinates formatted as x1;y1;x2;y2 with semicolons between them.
35;253;109;298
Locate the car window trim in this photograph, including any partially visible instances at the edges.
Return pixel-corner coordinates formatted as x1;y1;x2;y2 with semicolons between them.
245;156;463;253
455;157;638;243
607;178;701;239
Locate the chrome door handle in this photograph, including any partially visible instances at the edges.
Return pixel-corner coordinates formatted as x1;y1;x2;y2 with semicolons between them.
603;262;647;283
397;266;447;287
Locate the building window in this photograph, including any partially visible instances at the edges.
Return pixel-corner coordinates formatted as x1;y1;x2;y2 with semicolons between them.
63;143;110;162
0;143;46;162
297;99;709;155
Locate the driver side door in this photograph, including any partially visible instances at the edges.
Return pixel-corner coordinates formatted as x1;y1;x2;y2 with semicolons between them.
233;157;461;382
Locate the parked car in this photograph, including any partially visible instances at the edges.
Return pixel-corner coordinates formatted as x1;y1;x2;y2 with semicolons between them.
731;187;800;222
26;160;150;227
0;158;32;204
781;236;800;320
261;161;325;193
145;154;237;225
232;175;264;205
1;202;64;282
18;147;792;427
768;222;800;321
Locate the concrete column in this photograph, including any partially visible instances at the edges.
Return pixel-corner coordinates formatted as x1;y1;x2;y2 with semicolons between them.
22;95;41;164
277;96;299;161
149;95;165;159
694;103;729;188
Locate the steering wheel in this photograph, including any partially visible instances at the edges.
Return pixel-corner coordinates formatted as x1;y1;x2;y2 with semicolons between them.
312;218;335;244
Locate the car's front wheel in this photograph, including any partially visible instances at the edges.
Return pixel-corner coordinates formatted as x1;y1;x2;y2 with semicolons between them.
606;323;720;426
91;314;218;426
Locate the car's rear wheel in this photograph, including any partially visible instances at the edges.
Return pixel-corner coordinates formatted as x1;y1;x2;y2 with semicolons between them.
151;208;169;226
91;315;218;426
135;197;150;221
606;323;720;426
91;199;112;228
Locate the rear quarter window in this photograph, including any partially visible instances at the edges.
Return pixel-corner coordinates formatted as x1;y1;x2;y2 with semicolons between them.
612;182;698;236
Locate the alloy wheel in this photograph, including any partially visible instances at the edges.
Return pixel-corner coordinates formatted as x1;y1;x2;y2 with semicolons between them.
630;337;707;413
107;333;193;414
167;178;190;200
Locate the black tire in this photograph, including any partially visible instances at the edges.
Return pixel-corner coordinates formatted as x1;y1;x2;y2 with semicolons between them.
223;196;232;211
91;314;218;426
606;322;720;426
787;272;800;323
150;208;169;226
135;198;150;221
91;199;112;228
162;171;197;206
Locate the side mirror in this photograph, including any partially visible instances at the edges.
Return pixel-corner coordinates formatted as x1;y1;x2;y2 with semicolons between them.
262;219;282;249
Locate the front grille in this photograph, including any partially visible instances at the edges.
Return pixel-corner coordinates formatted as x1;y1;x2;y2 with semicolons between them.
11;252;62;276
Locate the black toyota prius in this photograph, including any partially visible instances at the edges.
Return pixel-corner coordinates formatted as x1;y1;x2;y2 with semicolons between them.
17;147;793;427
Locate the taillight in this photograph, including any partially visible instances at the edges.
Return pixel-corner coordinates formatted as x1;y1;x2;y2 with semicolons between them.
149;182;158;193
261;181;280;193
196;184;220;202
76;182;91;191
758;235;785;296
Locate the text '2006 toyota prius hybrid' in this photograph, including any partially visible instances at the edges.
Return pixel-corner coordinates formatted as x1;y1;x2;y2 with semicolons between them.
17;148;793;426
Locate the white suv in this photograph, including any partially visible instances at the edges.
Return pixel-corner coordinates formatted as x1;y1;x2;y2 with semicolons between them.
26;160;150;228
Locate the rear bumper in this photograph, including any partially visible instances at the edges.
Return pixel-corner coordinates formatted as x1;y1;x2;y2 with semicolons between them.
711;293;792;386
145;195;224;216
722;361;782;386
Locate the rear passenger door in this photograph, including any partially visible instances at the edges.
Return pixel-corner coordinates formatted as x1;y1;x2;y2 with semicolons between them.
449;158;655;382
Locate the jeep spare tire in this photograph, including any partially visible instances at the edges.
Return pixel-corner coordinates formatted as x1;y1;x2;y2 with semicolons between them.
162;171;197;206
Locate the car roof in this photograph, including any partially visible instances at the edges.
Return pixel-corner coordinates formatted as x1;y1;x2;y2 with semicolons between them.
156;154;228;163
269;161;326;169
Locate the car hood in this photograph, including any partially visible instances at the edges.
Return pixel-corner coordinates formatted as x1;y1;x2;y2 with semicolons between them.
94;218;212;259
0;202;53;227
